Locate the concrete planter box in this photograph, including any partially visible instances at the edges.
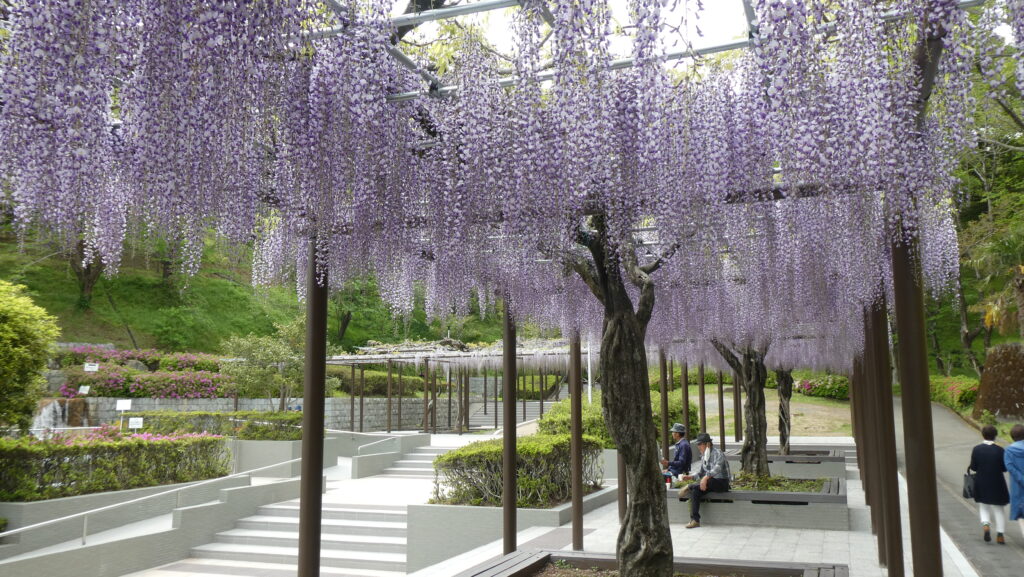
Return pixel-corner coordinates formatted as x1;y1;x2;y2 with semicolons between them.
453;550;849;577
228;438;339;476
407;486;618;572
724;448;850;479
668;476;848;530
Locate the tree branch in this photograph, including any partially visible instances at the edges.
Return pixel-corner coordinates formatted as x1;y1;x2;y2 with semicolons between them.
978;136;1024;153
710;339;743;376
563;252;605;305
641;240;681;275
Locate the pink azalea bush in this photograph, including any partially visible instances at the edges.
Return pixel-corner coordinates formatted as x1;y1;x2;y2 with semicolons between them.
61;369;232;399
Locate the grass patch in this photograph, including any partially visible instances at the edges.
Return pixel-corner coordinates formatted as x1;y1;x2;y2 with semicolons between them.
728;474;826;493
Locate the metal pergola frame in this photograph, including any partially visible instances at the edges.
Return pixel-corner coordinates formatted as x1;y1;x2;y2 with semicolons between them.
286;1;992;575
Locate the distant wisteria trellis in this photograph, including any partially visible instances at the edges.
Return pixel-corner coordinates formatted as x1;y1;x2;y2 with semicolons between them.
0;0;1011;370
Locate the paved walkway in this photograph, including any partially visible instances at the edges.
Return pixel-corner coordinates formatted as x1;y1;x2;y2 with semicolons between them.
893;399;1024;576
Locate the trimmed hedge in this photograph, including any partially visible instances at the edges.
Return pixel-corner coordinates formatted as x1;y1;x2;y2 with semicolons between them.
538;392;699;449
0;427;230;501
132;411;304;440
55;346;221;372
432;434;602;508
60;367;232;399
326;366;424;396
796;374;849;400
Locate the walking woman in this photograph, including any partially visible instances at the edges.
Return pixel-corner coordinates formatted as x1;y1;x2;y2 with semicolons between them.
1006;424;1024;540
971;425;1010;544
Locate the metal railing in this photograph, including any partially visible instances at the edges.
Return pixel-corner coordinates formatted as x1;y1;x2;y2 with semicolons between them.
0;457;303;547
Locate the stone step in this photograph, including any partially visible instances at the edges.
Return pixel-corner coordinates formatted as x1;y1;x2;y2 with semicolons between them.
191;542;405;572
257;504;407;523
391;459;434;469
214;528;406;554
380;467;435;477
236;515;407;537
159;558;406;577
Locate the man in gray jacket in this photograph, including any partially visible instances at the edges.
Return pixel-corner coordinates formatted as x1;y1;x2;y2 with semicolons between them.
679;432;730;528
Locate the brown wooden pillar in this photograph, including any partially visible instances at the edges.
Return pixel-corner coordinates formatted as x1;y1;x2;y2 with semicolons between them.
659;348;669;460
358;367;365;432
892;237;943;577
698;363;706;433
570;332;583;550
297;238;327;577
717;370;726;451
386;360;393;433
422;358;430;433
350;364;356;431
398;367;403;429
502;301;517;555
681;362;689;433
734;371;743;442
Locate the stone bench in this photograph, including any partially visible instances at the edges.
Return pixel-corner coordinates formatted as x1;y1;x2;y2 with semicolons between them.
723;448;851;478
668;476;848;530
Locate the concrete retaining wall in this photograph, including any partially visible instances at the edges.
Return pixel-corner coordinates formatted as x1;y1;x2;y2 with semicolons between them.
0;475;250;559
666;490;848;530
85;396;426;432
407;486;618;572
0;479;300;577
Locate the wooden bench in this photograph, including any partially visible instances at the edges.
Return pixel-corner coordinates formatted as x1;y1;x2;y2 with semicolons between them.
455;550;850;577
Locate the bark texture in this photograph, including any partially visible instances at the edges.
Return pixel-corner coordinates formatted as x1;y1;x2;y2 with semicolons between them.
712;341;771;476
567;216;673;576
69;240;103;311
775;369;793;456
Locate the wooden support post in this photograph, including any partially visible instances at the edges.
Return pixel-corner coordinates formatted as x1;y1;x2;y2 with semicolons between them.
521;369;527;422
570;332;583;551
447;367;453;430
350;364;356;431
717;370;725;451
539;367;545;419
422;358;430;433
892;236;943;577
387;360;393;433
681;362;689;433
659;348;669;460
398;367;403;429
502;301;517;555
297;238;327;577
359;367;365;433
861;312;887;567
432;366;438;434
698;363;707;433
734;371;743;442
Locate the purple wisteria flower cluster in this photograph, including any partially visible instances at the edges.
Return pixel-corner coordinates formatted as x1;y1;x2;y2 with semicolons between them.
0;0;990;371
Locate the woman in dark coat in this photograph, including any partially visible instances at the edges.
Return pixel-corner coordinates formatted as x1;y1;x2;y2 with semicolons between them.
970;425;1011;544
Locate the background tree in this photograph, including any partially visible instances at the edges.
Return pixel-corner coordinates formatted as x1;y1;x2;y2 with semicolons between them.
221;318;305;411
0;280;60;433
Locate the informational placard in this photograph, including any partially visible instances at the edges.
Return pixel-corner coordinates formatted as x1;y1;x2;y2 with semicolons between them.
78;385;91;395
128;417;143;430
83;362;100;372
115;399;132;411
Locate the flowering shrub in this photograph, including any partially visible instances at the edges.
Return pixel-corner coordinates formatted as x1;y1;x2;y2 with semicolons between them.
0;425;229;501
133;411;303;441
60;369;232;399
56;346;222;372
929;375;979;411
796;375;849;400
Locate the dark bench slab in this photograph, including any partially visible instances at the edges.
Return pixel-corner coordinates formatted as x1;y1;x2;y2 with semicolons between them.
667;476;848;529
454;550;850;577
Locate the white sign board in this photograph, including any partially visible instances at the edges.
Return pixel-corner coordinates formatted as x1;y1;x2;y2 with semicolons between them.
128;417;144;430
115;399;132;411
83;362;100;372
78;385;91;395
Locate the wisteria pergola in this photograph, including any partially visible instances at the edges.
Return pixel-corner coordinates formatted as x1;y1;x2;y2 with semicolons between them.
1;0;1016;576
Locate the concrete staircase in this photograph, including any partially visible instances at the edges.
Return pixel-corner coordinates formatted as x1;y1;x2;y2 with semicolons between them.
378;445;451;479
190;501;407;575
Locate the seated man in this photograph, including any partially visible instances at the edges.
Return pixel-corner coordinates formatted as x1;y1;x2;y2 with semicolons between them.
660;423;692;478
679;432;730;529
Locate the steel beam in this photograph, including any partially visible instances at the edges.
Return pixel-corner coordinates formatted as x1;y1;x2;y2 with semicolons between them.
297;238;328;577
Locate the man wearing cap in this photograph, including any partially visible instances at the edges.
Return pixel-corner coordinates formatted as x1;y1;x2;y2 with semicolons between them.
679;432;731;528
661;423;692;478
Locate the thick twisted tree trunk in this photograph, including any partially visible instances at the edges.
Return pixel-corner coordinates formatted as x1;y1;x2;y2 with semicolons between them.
69;240;103;310
711;341;770;477
775;369;793;456
568;216;673;576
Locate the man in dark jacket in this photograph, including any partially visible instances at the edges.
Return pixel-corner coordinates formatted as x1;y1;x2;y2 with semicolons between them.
661;423;692;478
679;432;730;528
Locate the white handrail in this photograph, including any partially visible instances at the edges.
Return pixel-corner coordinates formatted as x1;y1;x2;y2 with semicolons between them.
0;456;303;545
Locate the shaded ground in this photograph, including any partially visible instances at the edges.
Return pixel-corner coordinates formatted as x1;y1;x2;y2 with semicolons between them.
687;385;852;437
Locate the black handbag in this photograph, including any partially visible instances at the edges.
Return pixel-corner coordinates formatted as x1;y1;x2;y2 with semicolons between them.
962;467;976;500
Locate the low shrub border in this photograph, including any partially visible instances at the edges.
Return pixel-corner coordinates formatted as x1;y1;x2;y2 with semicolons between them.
59;368;232;399
132;410;304;440
0;426;230;501
432;434;603;508
538;392;699;449
56;346;221;372
796;374;849;400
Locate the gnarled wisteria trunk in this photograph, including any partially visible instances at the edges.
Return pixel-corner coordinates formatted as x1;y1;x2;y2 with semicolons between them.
775;369;793;456
570;217;673;576
712;342;770;477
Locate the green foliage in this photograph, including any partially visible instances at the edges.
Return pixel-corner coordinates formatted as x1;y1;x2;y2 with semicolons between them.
0;430;230;501
979;409;998;426
432;434;603;508
929;375;980;411
219;318;307;403
796;375;849;400
0;517;7;533
132;411;304;440
61;367;231;399
649;367;734;391
538;392;699;449
0;281;60;432
501;374;561;400
325;365;424;396
729;474;827;493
